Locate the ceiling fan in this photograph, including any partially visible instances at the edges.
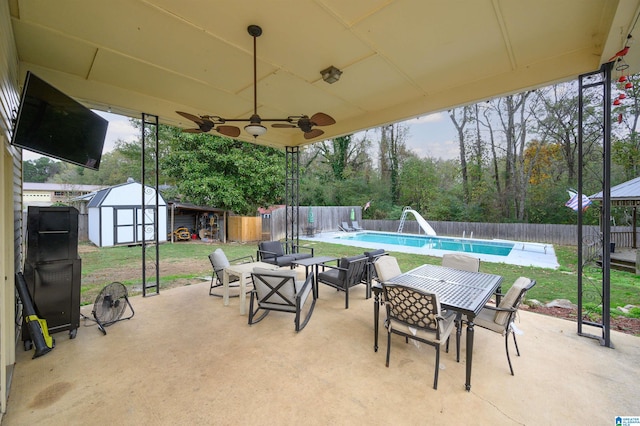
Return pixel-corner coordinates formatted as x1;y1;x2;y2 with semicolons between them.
177;25;336;140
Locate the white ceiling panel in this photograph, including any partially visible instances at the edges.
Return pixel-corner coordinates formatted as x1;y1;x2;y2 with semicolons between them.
8;0;639;148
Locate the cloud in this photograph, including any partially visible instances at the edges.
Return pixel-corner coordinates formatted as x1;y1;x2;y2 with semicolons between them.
404;112;445;125
94;112;138;152
403;112;459;160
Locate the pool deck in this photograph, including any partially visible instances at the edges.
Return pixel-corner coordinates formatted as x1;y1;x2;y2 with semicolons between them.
304;231;560;269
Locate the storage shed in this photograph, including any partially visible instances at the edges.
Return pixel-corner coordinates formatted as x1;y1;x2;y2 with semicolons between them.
87;180;167;247
167;202;227;243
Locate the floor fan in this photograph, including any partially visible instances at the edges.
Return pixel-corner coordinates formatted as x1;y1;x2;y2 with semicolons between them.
83;282;135;335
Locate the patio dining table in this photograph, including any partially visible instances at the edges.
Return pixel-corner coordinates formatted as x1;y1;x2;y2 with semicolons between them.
373;264;503;391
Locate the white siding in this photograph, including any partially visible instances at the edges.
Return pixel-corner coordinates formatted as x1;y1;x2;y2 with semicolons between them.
158;206;167;243
1;0;22;414
101;206;114;247
88;207;100;246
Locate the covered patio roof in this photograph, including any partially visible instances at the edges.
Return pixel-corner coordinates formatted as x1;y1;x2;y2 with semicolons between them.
8;1;640;148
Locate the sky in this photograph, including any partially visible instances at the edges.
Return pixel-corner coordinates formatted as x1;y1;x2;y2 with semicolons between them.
22;111;461;162
402;113;459;160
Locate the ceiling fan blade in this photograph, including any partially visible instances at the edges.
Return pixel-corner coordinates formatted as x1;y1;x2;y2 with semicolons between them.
184;128;204;133
272;123;297;128
216;126;241;137
304;129;324;140
310;112;336;126
176;111;205;125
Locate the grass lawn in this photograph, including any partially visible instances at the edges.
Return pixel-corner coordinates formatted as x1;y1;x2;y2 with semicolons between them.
78;240;640;319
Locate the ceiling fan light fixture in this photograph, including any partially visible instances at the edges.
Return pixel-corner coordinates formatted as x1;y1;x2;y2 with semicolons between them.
244;123;267;137
321;66;342;84
177;25;336;139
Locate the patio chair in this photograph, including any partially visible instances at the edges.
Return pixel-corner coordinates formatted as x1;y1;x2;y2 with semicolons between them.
382;283;456;390
373;255;402;283
441;252;481;359
249;267;316;332
208;249;254;297
473;277;536;375
317;254;368;309
338;222;355;232
257;240;314;267
441;253;480;272
351;221;364;231
363;249;388;297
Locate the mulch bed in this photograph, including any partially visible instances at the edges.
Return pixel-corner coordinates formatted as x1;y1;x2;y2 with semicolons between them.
526;305;640;336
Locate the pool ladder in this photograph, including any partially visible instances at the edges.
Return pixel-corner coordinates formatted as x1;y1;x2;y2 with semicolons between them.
397;206;412;233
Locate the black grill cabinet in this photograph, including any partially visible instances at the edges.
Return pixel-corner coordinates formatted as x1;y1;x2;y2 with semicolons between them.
22;207;81;348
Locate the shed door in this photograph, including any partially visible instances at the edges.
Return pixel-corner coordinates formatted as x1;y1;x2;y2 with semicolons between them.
115;208;135;244
114;208;156;245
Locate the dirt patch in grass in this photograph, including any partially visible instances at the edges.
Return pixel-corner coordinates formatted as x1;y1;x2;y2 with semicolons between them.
526;305;640;336
80;255;209;304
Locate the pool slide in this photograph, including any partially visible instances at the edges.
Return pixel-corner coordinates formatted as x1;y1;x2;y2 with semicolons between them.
400;208;437;236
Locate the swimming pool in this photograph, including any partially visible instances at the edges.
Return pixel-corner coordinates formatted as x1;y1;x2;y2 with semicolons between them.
337;232;514;256
303;230;559;269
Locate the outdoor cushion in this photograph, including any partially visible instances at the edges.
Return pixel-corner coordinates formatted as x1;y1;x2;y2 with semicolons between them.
252;267;310;311
364;249;385;261
253;267;296;278
317;268;340;286
289;252;312;261
259;241;285;259
494;277;531;325
474;308;505;333
211;248;230;268
442;253;480;272
266;255;296;267
374;256;402;282
388;310;456;344
319;254;366;285
339;254;366;270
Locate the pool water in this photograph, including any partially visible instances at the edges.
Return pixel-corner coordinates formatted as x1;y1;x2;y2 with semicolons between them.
336;232;514;256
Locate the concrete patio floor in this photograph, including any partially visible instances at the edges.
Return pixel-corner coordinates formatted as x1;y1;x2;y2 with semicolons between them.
4;278;639;425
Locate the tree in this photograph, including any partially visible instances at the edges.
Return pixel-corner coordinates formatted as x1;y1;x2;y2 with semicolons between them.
315;134;369;181
161;130;285;215
449;106;472;201
398;156;438;213
379;124;410;204
22;157;61;182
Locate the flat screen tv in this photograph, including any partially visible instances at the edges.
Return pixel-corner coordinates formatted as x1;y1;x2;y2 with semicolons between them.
11;71;108;170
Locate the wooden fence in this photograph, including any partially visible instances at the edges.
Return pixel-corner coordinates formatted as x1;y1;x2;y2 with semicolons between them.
227;216;262;242
270;206;362;241
61;209;637;248
268;207;639;248
363;219;587;245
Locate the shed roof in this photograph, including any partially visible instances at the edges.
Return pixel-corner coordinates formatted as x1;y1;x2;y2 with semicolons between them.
168;202;226;214
86;181;166;208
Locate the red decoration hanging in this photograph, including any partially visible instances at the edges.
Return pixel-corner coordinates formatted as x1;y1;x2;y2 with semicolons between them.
619;75;628;83
625;82;633;89
619;93;627;99
614;98;622;106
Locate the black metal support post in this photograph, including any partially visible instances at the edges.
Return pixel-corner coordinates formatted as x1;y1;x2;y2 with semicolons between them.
141;113;160;297
285;147;300;250
577;63;612;347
